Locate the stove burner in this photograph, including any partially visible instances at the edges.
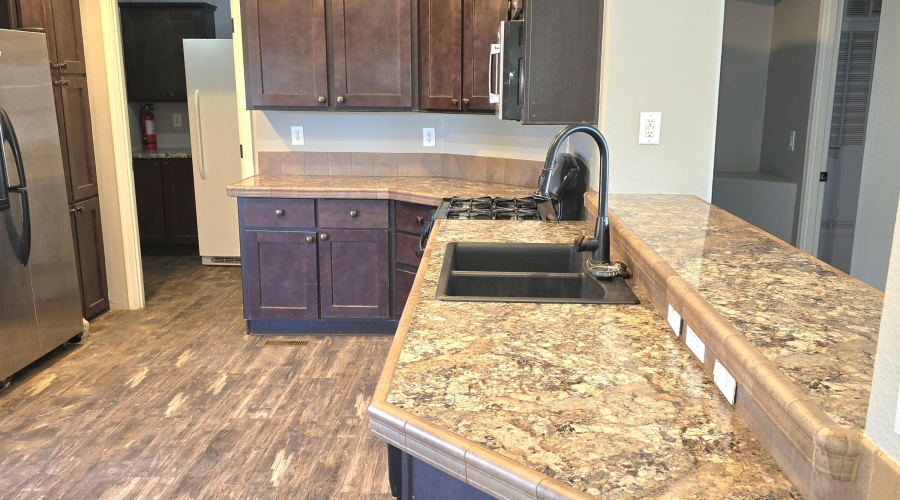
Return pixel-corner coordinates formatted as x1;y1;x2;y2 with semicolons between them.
449;197;493;211
494;197;539;210
447;208;492;220
493;208;542;221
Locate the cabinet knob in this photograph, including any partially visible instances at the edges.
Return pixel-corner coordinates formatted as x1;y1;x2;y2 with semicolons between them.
69;207;76;214
349;210;358;218
62;79;70;86
337;96;345;104
318;96;326;103
462;98;470;107
306;236;315;243
75;206;84;213
275;209;285;217
320;233;330;241
416;216;424;224
59;62;68;70
451;98;459;107
51;62;59;70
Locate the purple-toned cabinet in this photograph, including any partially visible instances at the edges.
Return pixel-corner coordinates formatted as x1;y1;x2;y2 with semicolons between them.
243;229;319;320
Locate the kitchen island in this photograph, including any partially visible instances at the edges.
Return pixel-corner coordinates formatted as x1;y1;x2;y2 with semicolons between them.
371;193;890;499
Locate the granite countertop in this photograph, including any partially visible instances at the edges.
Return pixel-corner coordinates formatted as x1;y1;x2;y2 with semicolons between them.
132;147;192;159
609;194;883;432
376;220;798;499
226;174;533;204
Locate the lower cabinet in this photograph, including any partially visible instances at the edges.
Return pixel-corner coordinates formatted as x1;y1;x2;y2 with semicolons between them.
133;158;198;246
243;230;319;320
70;197;109;319
319;229;390;319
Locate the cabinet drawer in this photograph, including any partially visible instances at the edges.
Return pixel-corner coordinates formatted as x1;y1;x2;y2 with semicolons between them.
396;201;433;234
396;233;421;267
317;199;389;229
243;198;315;228
396;269;416;317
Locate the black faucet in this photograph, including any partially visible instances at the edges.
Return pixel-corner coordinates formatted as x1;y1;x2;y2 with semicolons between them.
542;124;627;279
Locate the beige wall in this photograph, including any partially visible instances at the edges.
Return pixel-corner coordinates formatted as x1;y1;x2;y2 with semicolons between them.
864;1;900;462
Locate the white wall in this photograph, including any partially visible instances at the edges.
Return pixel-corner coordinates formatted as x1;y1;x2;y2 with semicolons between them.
569;0;726;200
852;1;900;292
714;0;774;173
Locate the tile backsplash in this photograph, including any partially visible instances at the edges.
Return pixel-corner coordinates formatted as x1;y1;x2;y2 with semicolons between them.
256;152;544;188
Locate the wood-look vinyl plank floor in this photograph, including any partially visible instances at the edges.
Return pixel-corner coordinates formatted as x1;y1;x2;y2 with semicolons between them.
0;256;394;500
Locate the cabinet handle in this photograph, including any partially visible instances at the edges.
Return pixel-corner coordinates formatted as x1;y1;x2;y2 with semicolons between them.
320;233;330;241
306;236;315;243
318;96;326;103
275;209;285;217
451;98;459;107
349;210;358;218
337;96;345;104
416;216;424;224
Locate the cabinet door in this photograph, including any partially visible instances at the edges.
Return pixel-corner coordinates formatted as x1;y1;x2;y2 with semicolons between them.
160;159;198;244
331;0;412;109
241;0;328;108
318;229;390;318
242;230;319;320
57;76;98;203
462;0;505;111
48;0;85;73
17;0;53;67
132;159;168;245
418;0;462;111
71;197;109;319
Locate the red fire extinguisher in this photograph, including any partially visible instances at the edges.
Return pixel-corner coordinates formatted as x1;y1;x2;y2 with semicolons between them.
140;104;157;150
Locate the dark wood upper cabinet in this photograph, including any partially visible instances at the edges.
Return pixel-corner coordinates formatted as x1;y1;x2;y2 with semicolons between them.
419;0;505;112
318;229;390;319
331;0;412;109
160;159;199;245
18;0;86;73
1;0;18;29
241;0;412;110
119;3;216;102
242;230;320;320
71;197;109;319
418;0;462;111
55;76;98;203
241;0;328;108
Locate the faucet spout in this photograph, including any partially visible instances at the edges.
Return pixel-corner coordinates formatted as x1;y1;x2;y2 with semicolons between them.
543;124;612;266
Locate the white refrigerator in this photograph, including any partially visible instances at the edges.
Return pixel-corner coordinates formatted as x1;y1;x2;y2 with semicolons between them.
184;39;243;264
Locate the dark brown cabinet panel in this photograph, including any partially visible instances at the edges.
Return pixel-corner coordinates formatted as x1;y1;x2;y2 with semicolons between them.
243;198;316;228
161;159;199;244
120;3;216;102
419;0;505;112
395;268;415;316
132;158;198;245
133;159;168;245
462;0;505;111
243;230;319;320
317;199;389;229
418;0;462;111
330;0;412;109
396;233;421;267
71;197;109;319
395;201;431;233
55;76;98;203
1;0;19;29
18;0;86;73
241;0;328;108
318;229;390;319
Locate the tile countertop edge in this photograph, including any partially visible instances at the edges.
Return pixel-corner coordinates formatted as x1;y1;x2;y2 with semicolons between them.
366;220;594;500
591;193;865;484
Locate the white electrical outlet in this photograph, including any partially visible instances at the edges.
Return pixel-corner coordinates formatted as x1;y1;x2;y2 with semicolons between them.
423;128;436;147
291;126;305;146
639;112;661;145
714;360;738;405
788;130;796;152
667;304;682;337
173;113;182;128
685;326;706;363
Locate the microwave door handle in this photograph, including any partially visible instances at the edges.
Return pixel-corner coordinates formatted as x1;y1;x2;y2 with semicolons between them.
0;108;26;189
488;43;501;104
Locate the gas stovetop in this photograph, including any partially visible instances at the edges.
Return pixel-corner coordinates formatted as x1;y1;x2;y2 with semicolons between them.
435;196;557;221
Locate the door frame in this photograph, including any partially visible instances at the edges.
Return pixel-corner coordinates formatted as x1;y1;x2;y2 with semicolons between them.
796;0;845;255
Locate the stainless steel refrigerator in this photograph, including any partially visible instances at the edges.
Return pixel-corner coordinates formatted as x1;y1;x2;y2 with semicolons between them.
0;29;84;383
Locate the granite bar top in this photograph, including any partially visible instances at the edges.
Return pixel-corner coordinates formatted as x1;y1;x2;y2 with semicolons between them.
609;194;883;433
373;220;798;498
132;148;192;159
226;174;533;205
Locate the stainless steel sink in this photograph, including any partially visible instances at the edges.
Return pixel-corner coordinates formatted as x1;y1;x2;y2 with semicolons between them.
435;243;640;304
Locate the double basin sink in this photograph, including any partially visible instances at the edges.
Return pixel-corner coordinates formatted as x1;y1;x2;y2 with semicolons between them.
435;242;640;305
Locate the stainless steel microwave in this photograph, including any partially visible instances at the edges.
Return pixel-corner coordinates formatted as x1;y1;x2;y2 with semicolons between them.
489;20;525;121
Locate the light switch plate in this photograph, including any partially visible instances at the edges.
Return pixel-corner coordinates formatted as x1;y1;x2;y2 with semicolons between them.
173;113;182;128
667;305;682;337
639;112;661;145
423;128;436;147
714;360;737;405
291;126;304;146
685;326;706;363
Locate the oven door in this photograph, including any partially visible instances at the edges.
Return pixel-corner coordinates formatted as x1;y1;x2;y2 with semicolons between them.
492;20;524;121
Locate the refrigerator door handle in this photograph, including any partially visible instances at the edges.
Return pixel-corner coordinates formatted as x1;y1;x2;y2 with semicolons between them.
193;89;206;181
0;107;27;189
9;188;32;266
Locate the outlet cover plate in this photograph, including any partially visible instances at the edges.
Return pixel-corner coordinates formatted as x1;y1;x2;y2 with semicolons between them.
423;128;436;147
173;113;182;128
291;126;305;146
639;112;661;145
